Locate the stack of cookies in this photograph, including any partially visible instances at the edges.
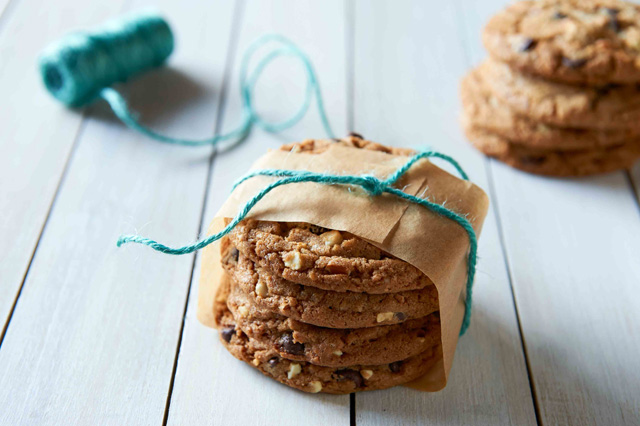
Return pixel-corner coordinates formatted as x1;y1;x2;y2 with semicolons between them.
213;138;443;394
461;0;640;176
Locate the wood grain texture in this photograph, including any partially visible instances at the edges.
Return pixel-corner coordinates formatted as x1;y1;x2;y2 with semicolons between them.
0;0;128;343
459;1;640;425
352;1;536;425
166;1;351;424
0;0;235;424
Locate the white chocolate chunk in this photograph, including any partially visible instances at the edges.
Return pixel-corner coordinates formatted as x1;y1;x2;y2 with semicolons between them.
283;251;303;270
376;312;394;322
237;306;249;318
255;281;268;297
320;230;343;247
361;370;374;380
308;381;323;393
333;350;343;356
288;363;302;379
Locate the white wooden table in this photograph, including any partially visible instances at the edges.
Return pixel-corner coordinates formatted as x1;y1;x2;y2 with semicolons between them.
1;0;639;424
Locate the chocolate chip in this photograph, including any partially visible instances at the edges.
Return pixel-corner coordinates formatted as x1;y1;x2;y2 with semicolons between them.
229;247;239;262
518;38;537;52
335;369;364;387
521;155;546;165
348;132;364;139
222;247;239;265
278;333;305;355
220;327;235;343
604;7;620;16
394;312;408;321
306;224;328;234
268;357;279;367
388;361;403;373
609;17;621;32
552;11;567;19
596;84;614;96
562;57;587;69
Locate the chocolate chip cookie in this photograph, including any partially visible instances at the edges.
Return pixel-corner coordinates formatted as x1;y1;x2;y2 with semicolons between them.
479;59;640;129
225;283;441;367
483;0;640;85
464;125;640;176
216;284;441;394
461;67;640;149
222;247;439;328
227;220;433;294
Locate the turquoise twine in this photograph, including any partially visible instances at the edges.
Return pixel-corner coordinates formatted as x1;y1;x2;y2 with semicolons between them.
117;151;478;336
39;12;335;145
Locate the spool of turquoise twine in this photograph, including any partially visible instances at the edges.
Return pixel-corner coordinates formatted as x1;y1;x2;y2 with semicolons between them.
40;13;173;107
39;12;479;335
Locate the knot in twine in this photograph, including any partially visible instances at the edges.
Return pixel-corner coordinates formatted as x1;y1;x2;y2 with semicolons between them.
117;150;478;335
39;12;334;147
358;175;385;196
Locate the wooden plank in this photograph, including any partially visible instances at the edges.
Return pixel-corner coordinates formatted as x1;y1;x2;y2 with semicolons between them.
0;0;128;341
0;1;235;424
460;1;640;425
166;0;351;424
352;1;537;425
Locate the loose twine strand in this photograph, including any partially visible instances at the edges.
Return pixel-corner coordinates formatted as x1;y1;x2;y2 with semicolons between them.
118;150;478;336
101;34;335;147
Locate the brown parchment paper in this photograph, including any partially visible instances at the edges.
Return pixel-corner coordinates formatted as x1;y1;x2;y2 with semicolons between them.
197;143;489;391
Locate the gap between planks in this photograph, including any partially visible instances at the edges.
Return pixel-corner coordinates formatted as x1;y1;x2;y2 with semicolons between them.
452;0;541;421
485;157;542;426
345;0;357;422
161;1;246;423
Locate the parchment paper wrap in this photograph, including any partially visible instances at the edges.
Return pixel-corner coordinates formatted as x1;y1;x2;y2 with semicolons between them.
198;143;489;391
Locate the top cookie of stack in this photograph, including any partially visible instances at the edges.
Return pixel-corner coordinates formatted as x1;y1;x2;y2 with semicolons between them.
461;0;640;176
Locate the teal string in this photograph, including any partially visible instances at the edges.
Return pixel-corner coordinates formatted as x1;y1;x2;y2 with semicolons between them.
117;151;478;335
101;34;335;146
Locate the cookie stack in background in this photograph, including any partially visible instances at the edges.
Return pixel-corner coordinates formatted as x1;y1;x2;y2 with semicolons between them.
461;0;640;176
213;138;443;394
